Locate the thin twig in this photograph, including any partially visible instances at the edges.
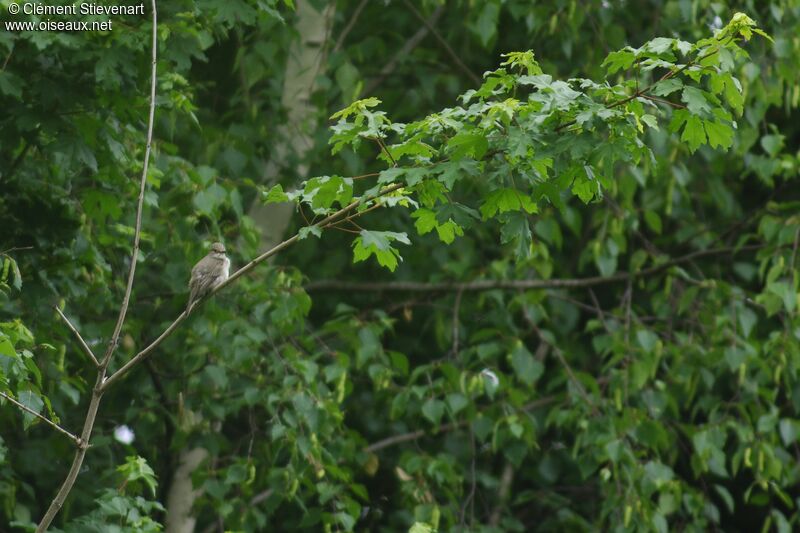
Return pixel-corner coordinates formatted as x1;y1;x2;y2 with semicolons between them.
489;463;514;526
330;199;384;228
53;306;100;367
525;319;597;415
452;287;463;358
460;428;477;526
332;0;369;54
587;288;611;333
361;5;444;96
401;0;480;85
1;43;13;71
100;3;160;368
6;140;31;182
306;244;765;293
641;94;686;108
0;246;33;254
0;391;82;447
624;277;633;344
374;136;397;167
364;395;557;453
552;342;596;412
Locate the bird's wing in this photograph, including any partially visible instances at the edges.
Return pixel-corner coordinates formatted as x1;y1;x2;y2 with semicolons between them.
190;256;213;285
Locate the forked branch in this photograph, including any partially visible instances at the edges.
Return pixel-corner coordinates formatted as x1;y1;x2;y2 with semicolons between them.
36;1;159;530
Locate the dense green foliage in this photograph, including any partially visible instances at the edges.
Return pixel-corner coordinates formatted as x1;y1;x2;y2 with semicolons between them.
1;1;799;532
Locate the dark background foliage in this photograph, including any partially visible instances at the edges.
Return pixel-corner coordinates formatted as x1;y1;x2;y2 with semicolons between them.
1;0;799;531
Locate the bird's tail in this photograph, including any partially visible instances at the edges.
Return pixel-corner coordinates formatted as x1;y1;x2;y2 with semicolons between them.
186;290;197;313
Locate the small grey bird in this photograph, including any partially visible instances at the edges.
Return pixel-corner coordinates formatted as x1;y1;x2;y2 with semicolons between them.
186;242;230;312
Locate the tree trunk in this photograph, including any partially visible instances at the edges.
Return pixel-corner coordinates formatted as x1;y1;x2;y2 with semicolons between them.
249;0;337;251
165;448;209;533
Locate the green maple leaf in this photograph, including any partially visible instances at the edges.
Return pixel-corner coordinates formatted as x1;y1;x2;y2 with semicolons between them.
681;115;706;152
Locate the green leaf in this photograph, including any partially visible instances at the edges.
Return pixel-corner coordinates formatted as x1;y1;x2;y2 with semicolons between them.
409;523;435;533
204;365;228;388
435;220;463;244
352;230;410;272
652;78;683;97
263;184;289;203
9;258;21;291
760;134;784;157
18;390;44;430
645;37;675;55
681;87;712;116
298;226;322;240
644;210;662;234
510;342;543;387
636;330;659;352
421;398;445;425
704;120;733;150
723;76;744;115
643;461;674;489
330;97;382;120
602;49;636;75
193;183;227;214
714;485;735;513
0;71;23;98
738;307;757;338
480;188;538;219
446;393;468;415
681;115;706;152
501;212;532;258
117;455;159;497
1;338;20;360
304;175;353;212
412;208;437;235
447;132;488;160
471;2;499;48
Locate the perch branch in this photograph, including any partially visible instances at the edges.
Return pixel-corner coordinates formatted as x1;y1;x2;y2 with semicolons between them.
53;306;99;367
101;183;405;391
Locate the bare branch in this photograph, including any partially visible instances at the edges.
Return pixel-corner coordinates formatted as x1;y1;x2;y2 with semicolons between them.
36;2;159;531
0;245;34;255
364;427;430;453
305;244;765;293
0;391;82;447
53;305;99;367
99;0;160;367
